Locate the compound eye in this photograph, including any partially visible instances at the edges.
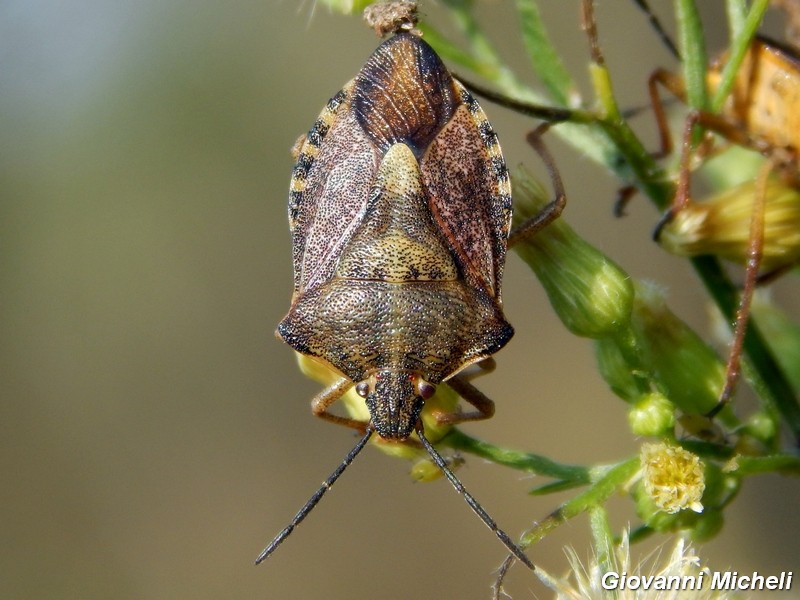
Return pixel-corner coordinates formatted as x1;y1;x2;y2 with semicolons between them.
417;380;436;400
355;382;370;398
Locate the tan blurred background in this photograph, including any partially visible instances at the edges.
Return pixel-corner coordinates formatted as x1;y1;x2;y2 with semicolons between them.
1;1;798;598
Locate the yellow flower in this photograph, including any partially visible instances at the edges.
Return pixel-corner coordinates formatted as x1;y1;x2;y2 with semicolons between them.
641;442;705;514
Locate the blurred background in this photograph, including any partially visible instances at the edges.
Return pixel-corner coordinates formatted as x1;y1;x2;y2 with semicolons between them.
1;1;798;598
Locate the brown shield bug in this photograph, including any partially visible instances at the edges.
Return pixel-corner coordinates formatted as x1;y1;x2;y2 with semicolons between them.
256;25;566;569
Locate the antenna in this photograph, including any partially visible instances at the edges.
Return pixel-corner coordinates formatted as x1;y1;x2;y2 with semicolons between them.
255;429;374;564
416;425;534;571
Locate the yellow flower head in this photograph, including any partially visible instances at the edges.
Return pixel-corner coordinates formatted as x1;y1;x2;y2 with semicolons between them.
641;442;705;514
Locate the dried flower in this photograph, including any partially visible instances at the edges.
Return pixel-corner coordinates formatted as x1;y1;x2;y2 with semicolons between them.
658;177;800;273
535;534;733;600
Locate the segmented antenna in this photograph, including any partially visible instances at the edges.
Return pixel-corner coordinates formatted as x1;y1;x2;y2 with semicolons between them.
416;426;534;570
255;429;374;564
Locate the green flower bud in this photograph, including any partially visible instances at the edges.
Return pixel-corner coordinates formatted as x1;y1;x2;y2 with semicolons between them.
594;336;642;402
743;410;778;446
629;282;726;415
410;454;464;483
628;392;676;437
512;167;634;338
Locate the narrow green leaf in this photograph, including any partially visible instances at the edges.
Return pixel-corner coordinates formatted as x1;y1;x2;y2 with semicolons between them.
513;0;575;105
528;479;587;496
725;454;800;477
417;23;491;77
442;429;590;482
675;0;708;111
520;458;640;546
588;506;616;576
710;0;769;112
725;0;747;38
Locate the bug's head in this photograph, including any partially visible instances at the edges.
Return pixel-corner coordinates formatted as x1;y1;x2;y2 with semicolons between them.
355;370;436;440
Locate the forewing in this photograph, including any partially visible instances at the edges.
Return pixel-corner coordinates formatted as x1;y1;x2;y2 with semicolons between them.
420;83;512;298
288;82;380;294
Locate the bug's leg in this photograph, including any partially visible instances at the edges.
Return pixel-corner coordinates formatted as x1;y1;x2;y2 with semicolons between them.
507;123;567;247
707;160;770;417
653;108;749;239
434;376;496;426
450;357;496;382
290;133;307;161
646;68;687;158
311;377;369;433
613;184;639;217
652;110;703;238
456;76;581;123
430;359;496;426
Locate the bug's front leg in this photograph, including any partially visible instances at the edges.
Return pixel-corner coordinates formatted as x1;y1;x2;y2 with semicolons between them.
310;377;370;433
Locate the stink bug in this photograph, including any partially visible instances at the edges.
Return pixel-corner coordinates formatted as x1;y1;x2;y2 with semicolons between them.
256;28;565;569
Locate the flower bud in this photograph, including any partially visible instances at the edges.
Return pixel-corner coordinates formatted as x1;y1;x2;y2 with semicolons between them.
629;282;725;415
594;336;642;403
743;410;778;446
628;392;676;437
410;454;464;482
658;177;800;273
512;167;634;338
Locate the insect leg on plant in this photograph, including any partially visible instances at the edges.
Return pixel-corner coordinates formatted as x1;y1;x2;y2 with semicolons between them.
594;0;800;415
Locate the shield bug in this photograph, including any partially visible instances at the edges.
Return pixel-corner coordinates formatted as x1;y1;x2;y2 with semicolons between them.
255;27;559;569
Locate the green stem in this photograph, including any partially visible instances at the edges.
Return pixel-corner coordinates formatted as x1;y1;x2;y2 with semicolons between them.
726;454;800;476
441;429;590;482
711;0;769;113
519;457;640;547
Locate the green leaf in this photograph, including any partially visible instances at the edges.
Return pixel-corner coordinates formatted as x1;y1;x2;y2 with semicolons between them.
675;0;708;111
513;0;576;105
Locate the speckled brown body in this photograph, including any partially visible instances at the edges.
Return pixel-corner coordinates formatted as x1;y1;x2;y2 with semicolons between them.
279;32;513;440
